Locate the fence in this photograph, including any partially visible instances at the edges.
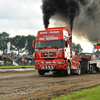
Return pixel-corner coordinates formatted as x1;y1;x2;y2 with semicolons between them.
4;60;13;66
3;59;35;66
16;60;35;65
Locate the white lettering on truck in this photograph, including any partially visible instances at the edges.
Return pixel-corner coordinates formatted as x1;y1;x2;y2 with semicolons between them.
46;37;58;40
39;38;44;40
40;32;47;34
50;31;59;33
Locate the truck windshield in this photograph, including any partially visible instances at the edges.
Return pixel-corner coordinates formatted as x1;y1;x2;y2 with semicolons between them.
35;40;64;48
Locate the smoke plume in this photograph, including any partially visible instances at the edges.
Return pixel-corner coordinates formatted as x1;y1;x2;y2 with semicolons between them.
41;0;100;43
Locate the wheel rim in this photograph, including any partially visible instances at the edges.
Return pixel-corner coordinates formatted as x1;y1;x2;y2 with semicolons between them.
67;64;71;74
78;66;81;75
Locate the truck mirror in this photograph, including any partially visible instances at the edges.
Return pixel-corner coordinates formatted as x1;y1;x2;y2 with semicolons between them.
69;35;72;40
66;41;68;47
65;41;67;47
32;40;35;48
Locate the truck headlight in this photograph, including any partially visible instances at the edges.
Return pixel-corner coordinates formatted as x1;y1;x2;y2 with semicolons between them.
92;55;96;59
36;62;40;64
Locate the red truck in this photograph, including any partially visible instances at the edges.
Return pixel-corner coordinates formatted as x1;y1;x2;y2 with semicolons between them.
33;27;89;75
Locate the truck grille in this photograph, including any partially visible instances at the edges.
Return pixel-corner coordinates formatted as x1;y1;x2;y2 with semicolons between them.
40;49;57;58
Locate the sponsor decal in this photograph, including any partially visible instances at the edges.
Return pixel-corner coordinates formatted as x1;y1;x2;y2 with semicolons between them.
45;62;51;64
39;36;58;40
40;32;47;34
50;31;59;33
39;38;44;40
46;37;58;40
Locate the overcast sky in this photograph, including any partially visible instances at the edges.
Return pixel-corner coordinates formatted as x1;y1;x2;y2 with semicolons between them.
0;0;93;52
0;0;44;37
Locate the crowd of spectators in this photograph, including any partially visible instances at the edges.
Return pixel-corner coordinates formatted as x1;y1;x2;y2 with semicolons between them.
0;53;35;66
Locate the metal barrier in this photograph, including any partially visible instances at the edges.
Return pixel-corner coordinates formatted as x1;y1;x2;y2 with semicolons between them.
1;59;35;66
15;60;35;65
4;60;13;66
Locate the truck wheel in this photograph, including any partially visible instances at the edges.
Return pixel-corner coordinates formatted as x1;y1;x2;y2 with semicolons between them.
86;63;89;73
77;62;81;75
63;62;71;75
90;65;97;74
38;70;45;75
67;62;71;75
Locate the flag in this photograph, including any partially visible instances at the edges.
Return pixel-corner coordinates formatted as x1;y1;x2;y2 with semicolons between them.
24;39;28;48
7;42;10;53
15;57;18;62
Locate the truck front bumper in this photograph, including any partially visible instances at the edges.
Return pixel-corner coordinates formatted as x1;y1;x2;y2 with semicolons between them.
35;59;66;70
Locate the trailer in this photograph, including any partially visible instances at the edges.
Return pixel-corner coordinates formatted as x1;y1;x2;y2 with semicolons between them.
33;27;89;75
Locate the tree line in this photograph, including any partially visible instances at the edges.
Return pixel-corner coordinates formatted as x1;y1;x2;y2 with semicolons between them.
0;32;83;55
0;32;36;55
72;42;83;55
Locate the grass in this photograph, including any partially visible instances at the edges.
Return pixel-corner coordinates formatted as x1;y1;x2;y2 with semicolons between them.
0;65;35;69
52;85;100;100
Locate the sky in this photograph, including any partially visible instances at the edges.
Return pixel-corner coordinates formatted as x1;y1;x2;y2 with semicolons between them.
0;0;93;53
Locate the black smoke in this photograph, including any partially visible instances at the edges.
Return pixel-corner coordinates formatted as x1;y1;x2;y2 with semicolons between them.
42;0;80;32
41;0;100;43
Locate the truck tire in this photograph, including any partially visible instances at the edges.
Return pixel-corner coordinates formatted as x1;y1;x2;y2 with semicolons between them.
63;62;71;75
85;63;89;73
77;62;81;75
81;58;89;74
38;70;45;75
82;62;89;74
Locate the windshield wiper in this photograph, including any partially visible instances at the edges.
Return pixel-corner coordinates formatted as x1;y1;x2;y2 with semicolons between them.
38;46;58;49
52;46;58;48
37;46;50;49
38;47;43;49
44;46;51;48
43;47;47;48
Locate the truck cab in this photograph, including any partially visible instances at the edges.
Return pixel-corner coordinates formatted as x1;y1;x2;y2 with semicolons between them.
33;27;81;75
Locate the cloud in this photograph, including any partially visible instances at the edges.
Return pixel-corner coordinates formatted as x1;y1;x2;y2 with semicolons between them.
0;0;93;52
0;0;42;19
0;0;44;36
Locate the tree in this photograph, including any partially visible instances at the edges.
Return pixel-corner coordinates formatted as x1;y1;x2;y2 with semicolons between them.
10;35;36;55
72;42;83;55
76;44;83;53
0;32;10;54
0;31;36;55
25;35;36;55
11;35;26;55
72;42;76;51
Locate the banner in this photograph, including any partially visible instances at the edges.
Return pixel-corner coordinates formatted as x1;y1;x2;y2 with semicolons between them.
7;42;10;53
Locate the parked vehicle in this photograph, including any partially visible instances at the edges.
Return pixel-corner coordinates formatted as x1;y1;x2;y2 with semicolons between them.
88;44;100;73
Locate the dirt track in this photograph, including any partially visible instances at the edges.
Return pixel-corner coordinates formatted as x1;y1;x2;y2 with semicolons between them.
0;70;100;100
